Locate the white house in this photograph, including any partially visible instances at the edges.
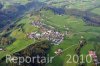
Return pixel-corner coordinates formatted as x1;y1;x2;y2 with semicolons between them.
0;48;3;51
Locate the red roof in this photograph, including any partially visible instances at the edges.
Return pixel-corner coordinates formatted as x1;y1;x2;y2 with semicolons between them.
89;51;97;58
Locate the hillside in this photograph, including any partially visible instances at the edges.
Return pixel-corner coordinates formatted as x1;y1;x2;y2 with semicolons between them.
0;0;100;66
0;0;45;30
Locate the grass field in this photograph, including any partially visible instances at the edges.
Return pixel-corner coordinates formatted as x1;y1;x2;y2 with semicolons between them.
91;8;100;15
40;10;100;66
0;0;30;9
0;8;100;66
0;0;99;66
45;0;100;11
0;14;38;59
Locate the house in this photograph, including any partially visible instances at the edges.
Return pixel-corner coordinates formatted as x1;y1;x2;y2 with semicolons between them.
89;51;98;66
0;47;3;51
54;49;63;55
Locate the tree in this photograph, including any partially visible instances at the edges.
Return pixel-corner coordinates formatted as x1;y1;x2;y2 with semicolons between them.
0;3;3;9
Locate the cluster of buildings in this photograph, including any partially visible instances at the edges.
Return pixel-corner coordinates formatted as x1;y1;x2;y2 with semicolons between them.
31;21;43;28
28;21;64;45
89;51;99;66
54;49;63;55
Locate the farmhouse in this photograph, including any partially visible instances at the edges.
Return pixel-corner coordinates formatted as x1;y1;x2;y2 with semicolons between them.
54;49;63;55
89;51;98;66
0;47;3;51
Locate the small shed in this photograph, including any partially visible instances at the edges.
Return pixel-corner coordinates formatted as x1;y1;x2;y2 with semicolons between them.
0;47;3;51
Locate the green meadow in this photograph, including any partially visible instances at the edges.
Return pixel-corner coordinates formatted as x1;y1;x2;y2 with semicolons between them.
40;10;100;66
0;14;38;59
91;8;100;15
0;5;100;66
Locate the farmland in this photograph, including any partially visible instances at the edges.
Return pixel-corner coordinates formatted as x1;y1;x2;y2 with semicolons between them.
0;0;100;66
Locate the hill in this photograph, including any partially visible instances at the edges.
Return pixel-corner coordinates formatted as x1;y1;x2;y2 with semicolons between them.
0;0;100;66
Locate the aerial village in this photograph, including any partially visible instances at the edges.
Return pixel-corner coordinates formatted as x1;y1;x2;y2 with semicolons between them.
27;21;64;45
0;13;99;66
24;15;99;65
